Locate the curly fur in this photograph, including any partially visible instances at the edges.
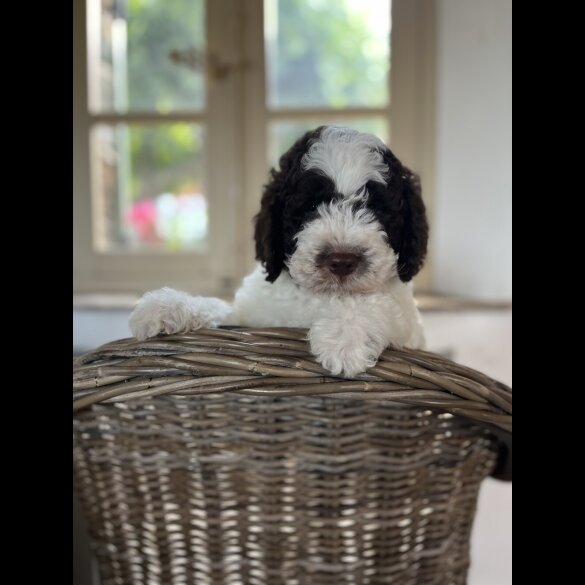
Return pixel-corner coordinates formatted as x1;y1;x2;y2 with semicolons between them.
367;150;429;282
302;125;388;196
130;126;428;377
287;198;397;294
254;126;428;284
129;288;233;338
254;127;323;282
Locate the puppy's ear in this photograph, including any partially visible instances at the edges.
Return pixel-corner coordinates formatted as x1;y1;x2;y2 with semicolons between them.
394;169;428;282
254;126;326;283
254;168;286;282
372;149;429;282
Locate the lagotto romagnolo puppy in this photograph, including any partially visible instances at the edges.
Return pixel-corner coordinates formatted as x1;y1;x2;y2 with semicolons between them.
129;125;429;377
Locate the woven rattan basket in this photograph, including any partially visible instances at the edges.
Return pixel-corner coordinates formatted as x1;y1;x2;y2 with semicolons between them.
73;328;512;585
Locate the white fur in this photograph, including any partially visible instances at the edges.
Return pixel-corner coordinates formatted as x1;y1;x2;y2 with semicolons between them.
130;268;424;377
129;126;425;377
129;287;233;340
234;266;424;377
301;126;388;196
287;198;397;294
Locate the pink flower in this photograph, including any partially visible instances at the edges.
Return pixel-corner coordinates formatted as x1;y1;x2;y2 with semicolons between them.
126;200;159;243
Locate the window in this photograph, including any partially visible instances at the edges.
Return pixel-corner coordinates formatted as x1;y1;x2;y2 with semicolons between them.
74;0;435;296
265;0;391;161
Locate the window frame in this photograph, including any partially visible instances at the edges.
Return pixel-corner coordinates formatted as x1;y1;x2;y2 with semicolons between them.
74;0;436;296
74;0;246;296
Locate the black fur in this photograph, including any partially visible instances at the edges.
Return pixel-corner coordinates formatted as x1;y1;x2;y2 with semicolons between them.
254;126;428;283
254;127;328;282
366;151;428;282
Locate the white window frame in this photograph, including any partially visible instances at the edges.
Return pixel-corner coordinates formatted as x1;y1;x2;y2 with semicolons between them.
74;0;436;297
74;0;246;297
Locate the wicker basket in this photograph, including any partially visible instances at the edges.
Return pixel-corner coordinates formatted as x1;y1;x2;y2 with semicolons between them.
73;328;512;585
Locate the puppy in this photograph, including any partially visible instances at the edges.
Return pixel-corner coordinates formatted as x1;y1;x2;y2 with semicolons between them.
129;125;428;377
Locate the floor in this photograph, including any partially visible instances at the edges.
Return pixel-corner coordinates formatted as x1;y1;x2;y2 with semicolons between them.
73;307;512;585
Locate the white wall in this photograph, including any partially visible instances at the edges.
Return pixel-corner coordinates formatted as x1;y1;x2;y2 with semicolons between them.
433;0;512;300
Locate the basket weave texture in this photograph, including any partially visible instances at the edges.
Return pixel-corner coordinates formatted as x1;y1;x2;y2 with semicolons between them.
73;328;512;585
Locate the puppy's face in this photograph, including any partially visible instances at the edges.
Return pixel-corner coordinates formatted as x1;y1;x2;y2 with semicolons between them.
255;126;428;294
283;180;398;295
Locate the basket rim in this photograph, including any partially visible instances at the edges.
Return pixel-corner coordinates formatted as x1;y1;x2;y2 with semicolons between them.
73;327;511;432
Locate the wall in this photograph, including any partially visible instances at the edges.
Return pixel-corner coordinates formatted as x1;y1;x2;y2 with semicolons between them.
433;0;512;300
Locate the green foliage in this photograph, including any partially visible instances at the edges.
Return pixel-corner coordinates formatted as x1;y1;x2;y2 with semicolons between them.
126;0;204;111
119;0;389;191
130;124;198;166
127;124;202;199
270;0;389;108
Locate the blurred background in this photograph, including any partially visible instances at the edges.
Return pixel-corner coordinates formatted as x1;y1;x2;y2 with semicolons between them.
73;1;511;583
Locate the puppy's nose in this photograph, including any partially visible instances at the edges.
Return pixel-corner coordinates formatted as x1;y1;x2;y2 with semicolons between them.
323;252;361;277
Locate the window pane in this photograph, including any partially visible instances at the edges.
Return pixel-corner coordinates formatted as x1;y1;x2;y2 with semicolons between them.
89;0;205;113
268;119;388;166
265;0;391;109
92;123;207;251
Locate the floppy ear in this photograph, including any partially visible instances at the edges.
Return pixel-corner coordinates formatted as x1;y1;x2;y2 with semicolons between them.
254;168;286;282
372;149;429;282
254;126;326;282
395;168;428;281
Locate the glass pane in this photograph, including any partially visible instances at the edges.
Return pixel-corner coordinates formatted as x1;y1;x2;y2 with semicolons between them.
268;119;388;166
89;0;205;113
265;0;391;109
92;123;207;251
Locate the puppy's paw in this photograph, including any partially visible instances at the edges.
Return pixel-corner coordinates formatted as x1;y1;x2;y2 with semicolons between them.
129;288;233;341
308;319;382;377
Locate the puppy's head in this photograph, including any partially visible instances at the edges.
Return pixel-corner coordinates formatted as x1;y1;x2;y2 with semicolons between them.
254;125;428;294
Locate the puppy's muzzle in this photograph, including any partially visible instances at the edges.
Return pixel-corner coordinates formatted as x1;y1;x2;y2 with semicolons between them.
322;252;362;277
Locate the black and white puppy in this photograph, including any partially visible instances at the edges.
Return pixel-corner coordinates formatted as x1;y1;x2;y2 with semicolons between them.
130;125;428;377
